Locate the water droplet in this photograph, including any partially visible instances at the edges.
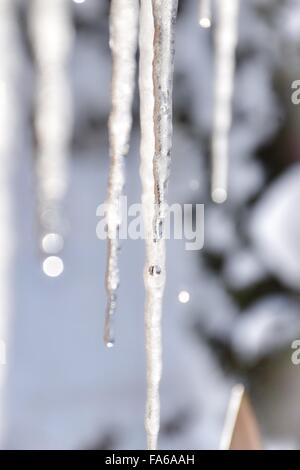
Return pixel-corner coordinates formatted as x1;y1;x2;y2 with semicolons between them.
43;256;64;277
41;233;64;254
178;290;190;304
199;17;211;28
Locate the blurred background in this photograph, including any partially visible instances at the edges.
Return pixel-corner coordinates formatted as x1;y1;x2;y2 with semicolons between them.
1;0;300;450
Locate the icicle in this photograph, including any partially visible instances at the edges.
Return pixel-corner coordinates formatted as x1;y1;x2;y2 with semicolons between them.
152;0;178;242
211;0;240;204
104;0;139;347
139;0;178;450
0;0;18;443
139;0;160;451
30;0;73;274
199;0;212;28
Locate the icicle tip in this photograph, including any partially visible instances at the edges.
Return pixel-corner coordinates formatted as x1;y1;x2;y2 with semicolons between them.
212;188;227;204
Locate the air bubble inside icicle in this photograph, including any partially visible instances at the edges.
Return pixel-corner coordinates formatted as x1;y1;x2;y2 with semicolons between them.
104;0;138;347
139;0;178;450
211;0;240;204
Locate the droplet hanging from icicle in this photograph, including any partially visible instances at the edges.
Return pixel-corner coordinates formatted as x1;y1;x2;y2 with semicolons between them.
30;0;73;275
199;0;212;29
211;0;240;204
104;0;139;347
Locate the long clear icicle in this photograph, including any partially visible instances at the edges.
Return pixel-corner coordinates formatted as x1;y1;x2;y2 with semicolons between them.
199;0;212;28
139;0;160;451
105;0;138;347
140;0;178;450
30;0;73;270
211;0;240;204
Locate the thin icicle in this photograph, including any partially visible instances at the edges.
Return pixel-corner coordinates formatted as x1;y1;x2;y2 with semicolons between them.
152;0;178;242
211;0;240;204
104;0;139;347
30;0;73;272
0;0;18;443
199;0;212;28
140;0;178;450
